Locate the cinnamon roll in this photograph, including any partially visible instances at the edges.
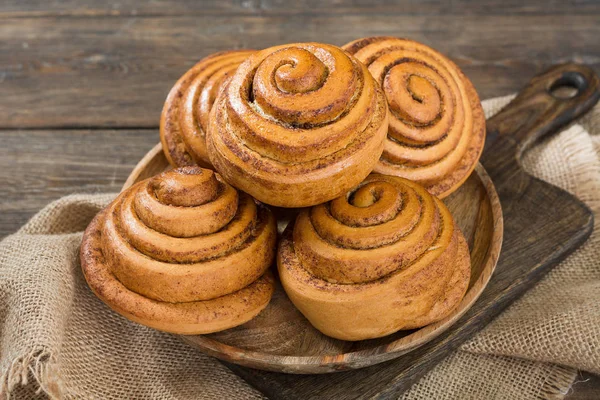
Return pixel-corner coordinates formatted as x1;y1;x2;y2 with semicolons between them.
278;174;471;340
161;50;254;168
207;42;389;208
343;37;485;198
80;167;276;334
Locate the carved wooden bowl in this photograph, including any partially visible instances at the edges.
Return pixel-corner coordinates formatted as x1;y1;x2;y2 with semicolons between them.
123;143;503;374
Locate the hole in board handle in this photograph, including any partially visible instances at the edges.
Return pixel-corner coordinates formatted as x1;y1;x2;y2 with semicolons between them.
549;71;588;99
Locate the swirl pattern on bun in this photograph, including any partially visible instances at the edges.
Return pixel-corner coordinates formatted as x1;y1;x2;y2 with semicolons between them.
207;42;389;208
81;167;276;334
278;174;471;340
343;37;485;198
161;50;254;168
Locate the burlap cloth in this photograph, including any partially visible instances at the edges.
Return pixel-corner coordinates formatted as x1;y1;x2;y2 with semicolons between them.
1;95;599;399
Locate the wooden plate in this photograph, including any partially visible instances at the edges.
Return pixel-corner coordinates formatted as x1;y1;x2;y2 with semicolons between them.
123;144;502;374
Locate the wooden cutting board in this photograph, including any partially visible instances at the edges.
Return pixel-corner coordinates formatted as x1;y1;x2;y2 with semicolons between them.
219;63;600;399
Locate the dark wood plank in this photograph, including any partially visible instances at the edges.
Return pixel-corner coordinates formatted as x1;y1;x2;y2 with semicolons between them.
0;129;156;238
0;14;598;128
1;0;598;17
566;372;600;400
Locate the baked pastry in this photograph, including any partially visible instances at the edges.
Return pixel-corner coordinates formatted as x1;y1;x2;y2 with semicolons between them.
278;174;471;341
80;166;276;334
207;42;389;208
160;50;254;168
343;37;485;198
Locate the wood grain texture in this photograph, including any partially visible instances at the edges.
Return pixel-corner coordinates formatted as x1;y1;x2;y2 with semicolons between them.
566;372;600;400
1;0;599;17
0;14;598;128
0;129;156;238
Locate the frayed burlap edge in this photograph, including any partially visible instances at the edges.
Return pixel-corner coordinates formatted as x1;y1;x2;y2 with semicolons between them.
538;366;577;399
0;346;64;399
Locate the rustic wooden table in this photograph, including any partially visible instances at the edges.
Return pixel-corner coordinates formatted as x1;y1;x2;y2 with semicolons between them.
1;1;598;398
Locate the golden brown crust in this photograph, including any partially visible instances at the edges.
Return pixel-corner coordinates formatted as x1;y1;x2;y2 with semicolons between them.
160;50;254;168
277;174;471;341
207;42;389;208
343;37;486;198
80;167;276;334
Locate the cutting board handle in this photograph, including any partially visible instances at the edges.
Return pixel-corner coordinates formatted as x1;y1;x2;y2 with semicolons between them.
485;63;600;158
